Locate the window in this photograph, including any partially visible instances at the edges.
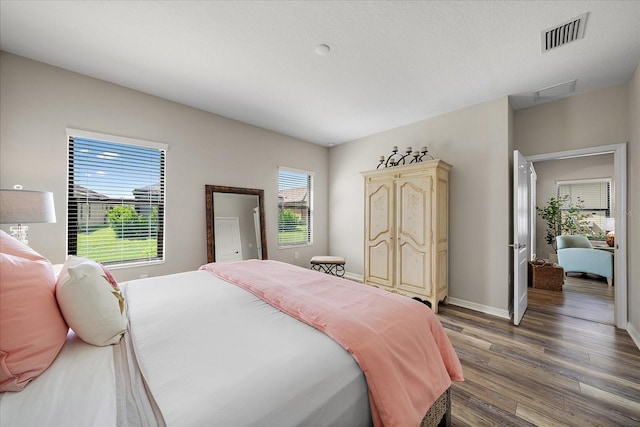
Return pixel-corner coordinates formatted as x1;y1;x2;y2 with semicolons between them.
558;179;611;237
277;167;312;247
66;129;167;266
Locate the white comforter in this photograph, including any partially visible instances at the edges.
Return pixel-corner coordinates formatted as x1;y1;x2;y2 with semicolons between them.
0;331;117;426
126;270;370;426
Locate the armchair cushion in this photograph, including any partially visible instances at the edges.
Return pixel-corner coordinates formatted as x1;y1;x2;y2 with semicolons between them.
556;235;593;250
556;235;613;281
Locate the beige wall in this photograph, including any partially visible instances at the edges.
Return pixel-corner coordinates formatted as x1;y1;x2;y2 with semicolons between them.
329;97;512;316
513;84;629;155
533;155;615;258
0;52;329;281
628;65;640;341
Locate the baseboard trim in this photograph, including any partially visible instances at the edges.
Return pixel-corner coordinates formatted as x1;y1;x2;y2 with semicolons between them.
344;272;363;283
627;322;640;351
344;277;511;320
446;297;511;320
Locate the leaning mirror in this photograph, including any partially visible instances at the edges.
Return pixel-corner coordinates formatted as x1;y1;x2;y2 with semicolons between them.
205;185;267;263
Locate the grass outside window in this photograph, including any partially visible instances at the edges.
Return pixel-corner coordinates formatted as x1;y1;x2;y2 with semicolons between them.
76;226;157;264
278;227;308;247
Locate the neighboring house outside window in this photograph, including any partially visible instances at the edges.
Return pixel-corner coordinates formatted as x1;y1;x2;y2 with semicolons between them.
66;129;167;266
277;167;313;247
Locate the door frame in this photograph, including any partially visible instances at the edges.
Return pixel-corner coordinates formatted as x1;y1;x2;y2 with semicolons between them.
525;143;627;329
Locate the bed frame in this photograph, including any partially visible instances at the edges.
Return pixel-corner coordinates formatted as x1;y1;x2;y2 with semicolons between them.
421;388;451;427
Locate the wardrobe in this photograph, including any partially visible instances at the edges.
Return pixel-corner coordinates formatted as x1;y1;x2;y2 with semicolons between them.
361;160;451;312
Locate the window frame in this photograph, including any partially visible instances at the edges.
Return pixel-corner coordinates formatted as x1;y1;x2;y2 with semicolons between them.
66;128;168;268
277;166;313;248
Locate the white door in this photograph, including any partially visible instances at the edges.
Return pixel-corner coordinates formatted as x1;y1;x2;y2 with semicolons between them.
215;217;243;263
513;150;530;326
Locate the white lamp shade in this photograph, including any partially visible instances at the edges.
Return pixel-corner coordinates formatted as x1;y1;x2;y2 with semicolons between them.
0;189;56;224
603;217;615;232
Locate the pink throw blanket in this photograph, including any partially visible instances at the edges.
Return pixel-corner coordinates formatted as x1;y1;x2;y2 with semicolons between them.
200;260;463;427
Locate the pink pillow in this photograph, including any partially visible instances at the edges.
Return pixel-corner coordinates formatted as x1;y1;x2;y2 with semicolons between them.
0;230;69;392
0;229;46;260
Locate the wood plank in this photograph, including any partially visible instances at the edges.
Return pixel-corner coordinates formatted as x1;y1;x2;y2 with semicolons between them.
579;382;640;414
515;403;576;427
437;279;640;427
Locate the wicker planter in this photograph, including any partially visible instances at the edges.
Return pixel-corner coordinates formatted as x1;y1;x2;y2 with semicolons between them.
530;260;564;291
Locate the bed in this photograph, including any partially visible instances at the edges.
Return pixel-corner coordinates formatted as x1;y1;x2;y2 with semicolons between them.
0;231;463;427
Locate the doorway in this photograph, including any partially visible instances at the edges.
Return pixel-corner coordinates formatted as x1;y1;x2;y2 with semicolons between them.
524;143;627;328
531;155;615;324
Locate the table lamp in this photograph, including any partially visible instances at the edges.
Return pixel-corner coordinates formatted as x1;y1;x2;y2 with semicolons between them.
603;217;615;233
0;186;56;246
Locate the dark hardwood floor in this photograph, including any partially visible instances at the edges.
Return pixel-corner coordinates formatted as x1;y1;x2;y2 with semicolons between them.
528;273;615;325
437;280;640;426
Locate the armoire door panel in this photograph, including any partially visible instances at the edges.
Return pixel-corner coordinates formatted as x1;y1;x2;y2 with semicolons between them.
436;249;448;292
365;178;394;288
369;241;392;283
397;242;430;295
398;179;429;247
368;184;392;241
437;177;448;244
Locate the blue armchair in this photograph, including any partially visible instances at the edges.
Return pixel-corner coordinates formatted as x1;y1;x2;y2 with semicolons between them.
556;235;614;286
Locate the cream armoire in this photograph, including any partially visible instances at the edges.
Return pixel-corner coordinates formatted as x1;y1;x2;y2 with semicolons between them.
361;160;451;313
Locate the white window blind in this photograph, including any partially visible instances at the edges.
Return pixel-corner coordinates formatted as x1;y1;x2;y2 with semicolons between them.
557;179;611;235
558;181;610;210
67;130;166;266
277;167;312;247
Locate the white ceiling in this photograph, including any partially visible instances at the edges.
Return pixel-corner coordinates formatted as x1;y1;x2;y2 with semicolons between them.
1;1;638;146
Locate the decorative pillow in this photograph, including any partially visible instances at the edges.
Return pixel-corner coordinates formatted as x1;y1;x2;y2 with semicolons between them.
0;230;69;392
55;256;127;347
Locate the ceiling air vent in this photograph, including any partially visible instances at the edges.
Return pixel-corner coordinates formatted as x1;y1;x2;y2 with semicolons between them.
534;79;577;102
541;12;588;52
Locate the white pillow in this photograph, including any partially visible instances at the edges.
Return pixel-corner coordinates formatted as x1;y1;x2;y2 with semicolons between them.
55;256;127;346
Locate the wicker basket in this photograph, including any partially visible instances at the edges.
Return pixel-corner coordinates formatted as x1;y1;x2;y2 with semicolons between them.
530;260;564;291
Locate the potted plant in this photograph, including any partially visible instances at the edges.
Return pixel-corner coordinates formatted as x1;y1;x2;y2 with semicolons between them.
537;195;587;260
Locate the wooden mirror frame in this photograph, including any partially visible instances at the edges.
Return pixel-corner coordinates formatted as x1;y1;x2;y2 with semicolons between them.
205;185;267;263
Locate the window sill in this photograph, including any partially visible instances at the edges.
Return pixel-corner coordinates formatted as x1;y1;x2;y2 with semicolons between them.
104;259;166;270
278;243;312;250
